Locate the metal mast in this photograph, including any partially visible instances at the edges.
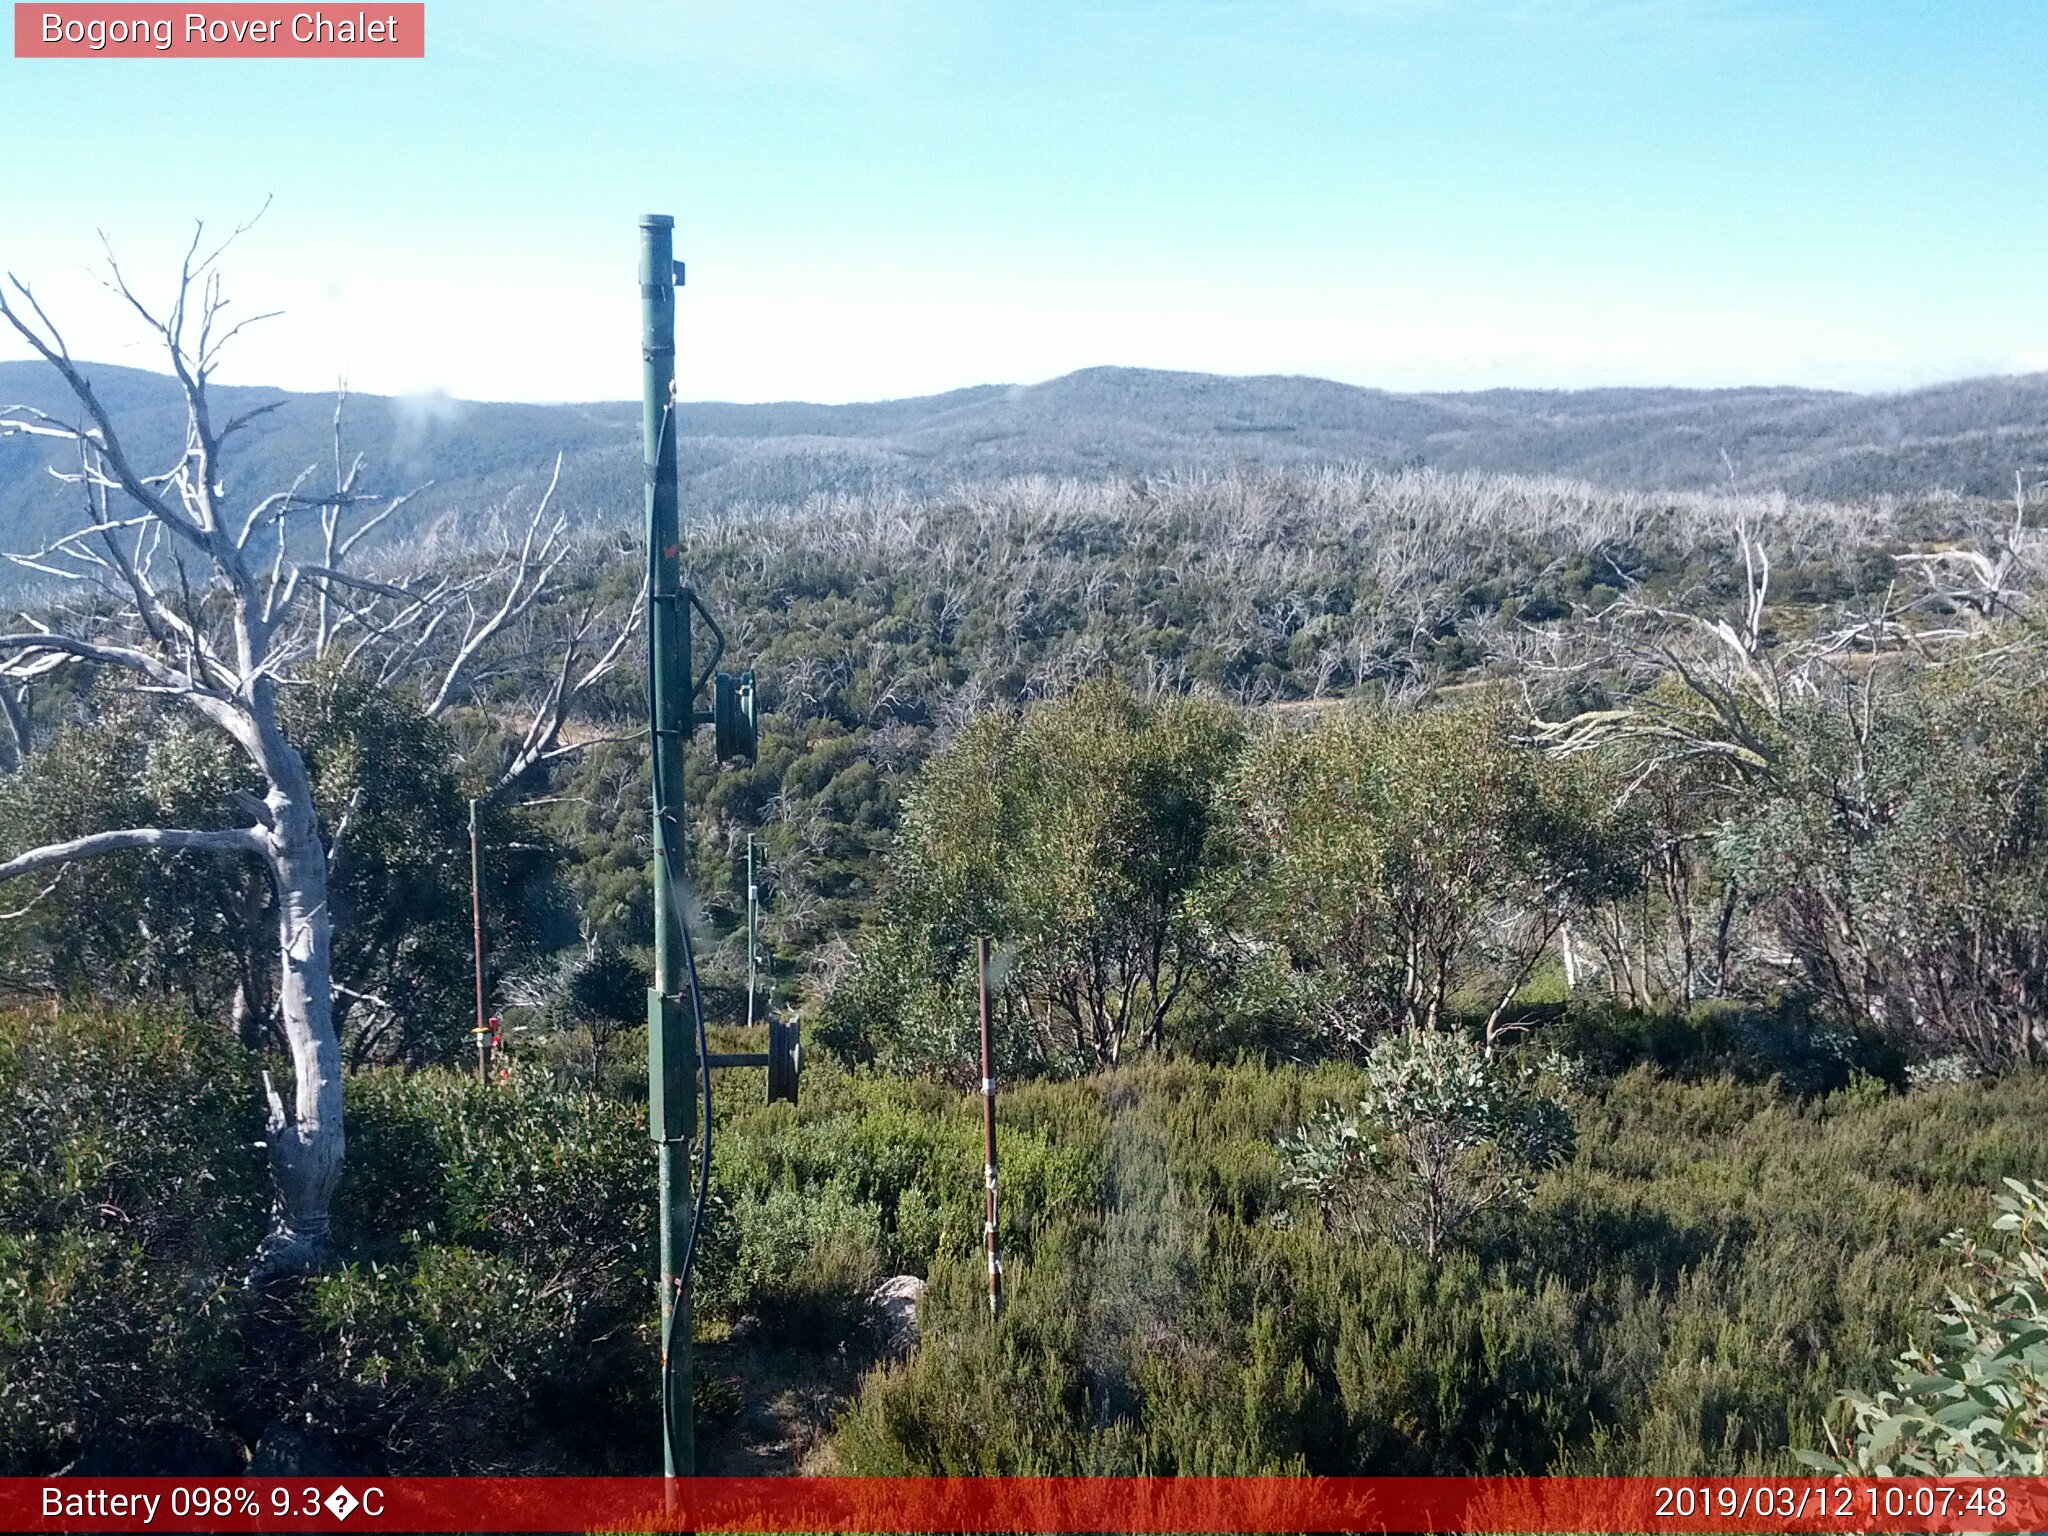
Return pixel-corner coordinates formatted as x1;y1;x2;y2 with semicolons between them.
641;213;695;1480
639;212;784;1486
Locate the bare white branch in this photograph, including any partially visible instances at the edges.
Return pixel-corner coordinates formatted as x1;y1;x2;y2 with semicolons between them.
0;824;264;886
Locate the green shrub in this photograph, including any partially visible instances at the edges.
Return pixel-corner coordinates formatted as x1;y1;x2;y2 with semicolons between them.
706;1065;1106;1287
1228;703;1632;1051
892;1185;946;1269
9;999;2048;1481
0;1027;663;1475
829;682;1242;1078
1804;1179;2048;1475
302;1241;647;1471
0;1007;262;1473
1279;1030;1574;1261
702;1183;884;1343
304;1065;654;1470
338;1064;652;1284
1719;674;2048;1072
0;1229;246;1474
833;1058;2048;1477
1553;999;1899;1094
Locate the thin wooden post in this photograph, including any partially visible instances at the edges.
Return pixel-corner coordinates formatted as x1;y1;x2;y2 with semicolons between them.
978;936;1002;1319
469;797;488;1085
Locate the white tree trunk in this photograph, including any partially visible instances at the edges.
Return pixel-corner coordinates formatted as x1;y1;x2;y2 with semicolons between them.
248;767;346;1282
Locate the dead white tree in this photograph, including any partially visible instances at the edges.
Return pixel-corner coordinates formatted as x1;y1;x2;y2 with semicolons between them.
1526;511;2048;1027
325;448;644;802
0;230;354;1280
0;226;637;1277
1529;524;1808;787
1892;471;2041;622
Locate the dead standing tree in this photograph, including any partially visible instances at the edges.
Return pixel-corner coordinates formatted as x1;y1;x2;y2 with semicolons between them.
0;229;636;1278
321;435;645;802
1527;514;2048;1029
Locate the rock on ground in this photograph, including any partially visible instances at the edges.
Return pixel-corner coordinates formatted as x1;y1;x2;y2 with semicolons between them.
871;1274;925;1354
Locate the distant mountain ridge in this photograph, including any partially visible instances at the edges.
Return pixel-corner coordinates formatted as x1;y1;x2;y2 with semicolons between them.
3;361;2043;578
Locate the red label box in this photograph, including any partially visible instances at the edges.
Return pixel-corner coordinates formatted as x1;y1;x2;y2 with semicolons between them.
4;1476;2048;1533
14;3;424;57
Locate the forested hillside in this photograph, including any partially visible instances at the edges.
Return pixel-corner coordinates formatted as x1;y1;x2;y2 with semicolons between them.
13;0;2048;1491
8;359;2048;594
3;446;2045;1477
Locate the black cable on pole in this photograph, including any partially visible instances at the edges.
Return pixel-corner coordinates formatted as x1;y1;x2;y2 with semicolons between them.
648;399;715;1471
658;826;713;1468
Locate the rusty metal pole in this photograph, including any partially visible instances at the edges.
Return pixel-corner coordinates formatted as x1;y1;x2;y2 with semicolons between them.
978;936;1002;1319
469;797;488;1086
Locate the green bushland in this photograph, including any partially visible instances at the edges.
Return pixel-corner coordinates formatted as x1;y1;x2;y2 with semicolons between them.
4;1001;2046;1475
0;1006;1102;1472
832;1055;2048;1476
0;1007;262;1474
3;468;2047;1475
1806;1178;2048;1475
527;466;1971;1001
0;1006;657;1473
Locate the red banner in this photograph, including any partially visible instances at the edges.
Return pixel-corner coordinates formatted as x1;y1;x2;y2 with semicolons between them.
4;1476;2047;1532
13;4;424;57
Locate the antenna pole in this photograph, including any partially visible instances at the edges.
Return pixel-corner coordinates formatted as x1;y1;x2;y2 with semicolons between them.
978;936;1002;1319
642;212;696;1481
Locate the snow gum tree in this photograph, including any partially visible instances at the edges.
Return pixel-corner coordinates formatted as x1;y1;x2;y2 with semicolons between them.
0;227;637;1278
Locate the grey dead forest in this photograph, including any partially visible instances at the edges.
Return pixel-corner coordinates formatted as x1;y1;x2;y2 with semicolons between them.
7;359;2048;592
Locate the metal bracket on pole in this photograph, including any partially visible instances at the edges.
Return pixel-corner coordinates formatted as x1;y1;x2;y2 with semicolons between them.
702;1012;802;1105
713;671;758;761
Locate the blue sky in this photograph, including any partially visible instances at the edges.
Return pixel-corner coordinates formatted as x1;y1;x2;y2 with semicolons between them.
2;0;2045;402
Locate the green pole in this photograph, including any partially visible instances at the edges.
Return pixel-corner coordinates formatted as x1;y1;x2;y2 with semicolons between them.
641;212;695;1479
